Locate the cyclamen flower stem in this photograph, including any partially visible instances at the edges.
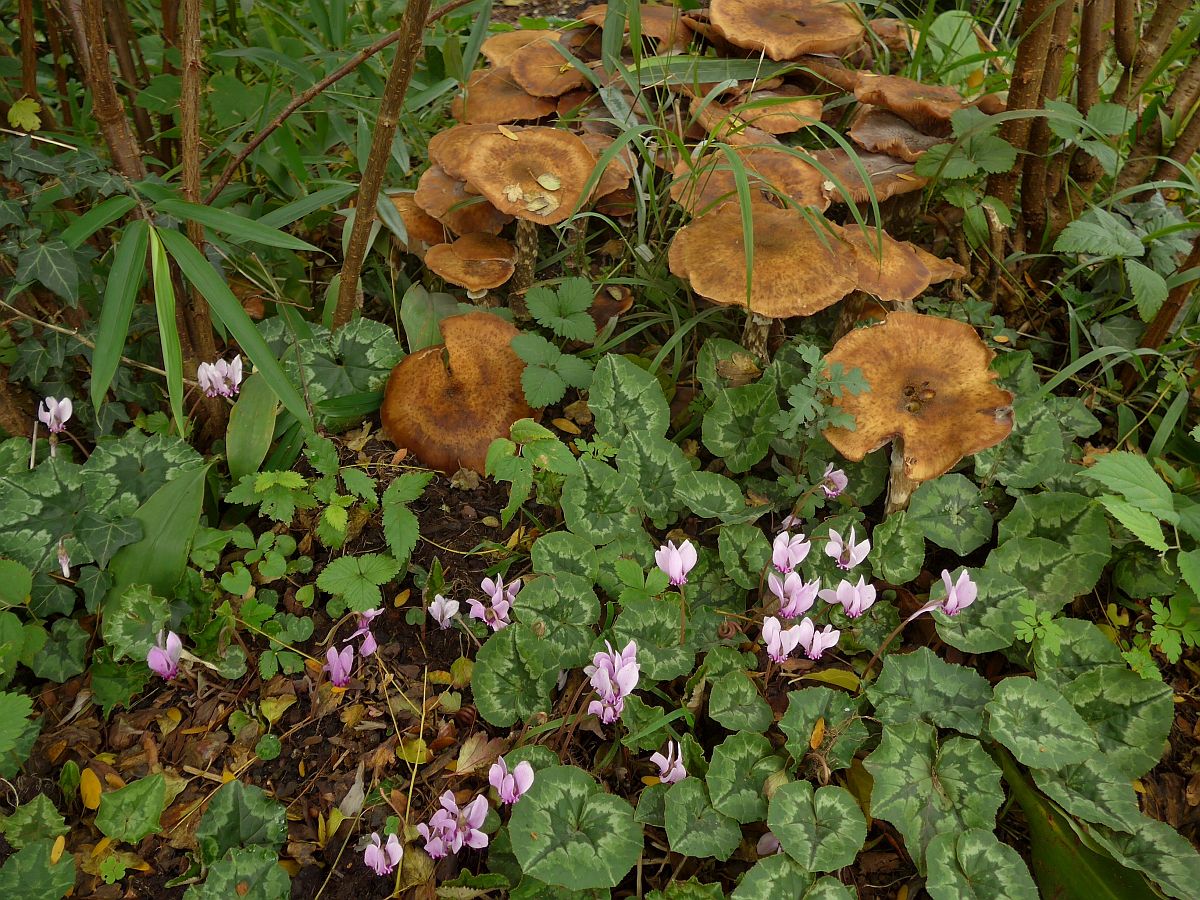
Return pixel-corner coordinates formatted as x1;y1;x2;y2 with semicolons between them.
859;604;936;689
678;584;687;646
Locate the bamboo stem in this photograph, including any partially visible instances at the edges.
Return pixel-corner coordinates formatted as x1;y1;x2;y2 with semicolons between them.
1019;0;1073;245
331;0;433;331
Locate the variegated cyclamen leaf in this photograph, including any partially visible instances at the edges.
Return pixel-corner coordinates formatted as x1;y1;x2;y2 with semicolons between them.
588;354;671;445
184;847;290;900
933;568;1025;653
472;626;557;727
1087;814;1200;900
706;731;785;824
867;647;993;736
768;781;866;873
778;687;868;773
561;458;643;546
924;829;1038;899
730;853;813;900
664;777;742;861
1059;665;1173;778
986;677;1099;769
864;722;1003;875
195;780;287;866
1031;758;1144;833
510;765;642;889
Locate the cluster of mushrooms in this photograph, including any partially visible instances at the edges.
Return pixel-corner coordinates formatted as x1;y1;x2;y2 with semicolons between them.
381;0;1014;512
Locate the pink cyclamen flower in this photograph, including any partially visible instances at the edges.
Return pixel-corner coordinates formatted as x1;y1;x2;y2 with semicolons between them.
819;576;877;619
585;640;639;723
780;513;802;530
762;616;802;664
649;741;686;784
418;792;489;858
768;571;819;619
324;645;354;688
757;831;783;856
772;531;811;573
939;569;978;616
197;355;243;399
348;608;383;656
147;630;182;680
654;539;697;587
821;464;848;499
56;539;71;579
796;617;840;660
38;397;72;435
363;832;402;876
489;757;535;805
429;594;459;629
466;594;511;632
825;526;870;570
482;574;522;607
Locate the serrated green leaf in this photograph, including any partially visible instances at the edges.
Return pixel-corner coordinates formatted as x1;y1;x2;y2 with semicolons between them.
526;279;597;341
1054;209;1144;258
521;365;568;407
1124;259;1168;322
1082;452;1175;522
7;97;42;131
1098;495;1168;550
315;554;399;611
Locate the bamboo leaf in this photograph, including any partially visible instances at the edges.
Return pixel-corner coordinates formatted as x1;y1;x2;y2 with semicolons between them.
155;198;319;252
90;219;149;413
148;228;186;435
157;228;313;430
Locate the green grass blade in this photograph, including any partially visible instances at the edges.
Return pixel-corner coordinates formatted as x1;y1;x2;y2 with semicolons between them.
256;184;357;231
155;198;319;252
148;227;186;435
157;228;314;431
90;219;149;413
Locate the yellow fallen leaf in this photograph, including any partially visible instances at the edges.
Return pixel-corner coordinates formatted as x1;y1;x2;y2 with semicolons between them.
260;696;296;725
156;708;182;736
552;417;581;435
536;173;561;191
397;737;432;765
50;835;65;864
80;768;102;810
809;716;826;750
497;125;520;141
801;668;860;691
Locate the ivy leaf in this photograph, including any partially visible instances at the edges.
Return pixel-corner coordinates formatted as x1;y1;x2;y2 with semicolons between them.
315;554;399;611
15;240;78;301
31;618;87;682
525;278;597;341
95;773;165;842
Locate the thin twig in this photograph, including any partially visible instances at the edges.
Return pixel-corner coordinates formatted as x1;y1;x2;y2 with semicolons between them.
0;301;201;386
203;0;476;205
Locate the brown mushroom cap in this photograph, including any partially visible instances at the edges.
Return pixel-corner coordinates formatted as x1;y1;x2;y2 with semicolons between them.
425;234;517;292
386;191;449;251
480;29;564;67
811;148;928;204
709;0;866;61
445;126;598;225
854;74;963;135
509;37;589;97
451;67;557;124
380;312;534;475
671;147;829;214
732;87;823;135
580;4;691;47
668;200;858;317
822;311;1013;482
579;132;636;199
849;105;946;161
414;164;514;236
909;242;967;284
794;55;867;93
689;96;785;148
868;17;914;54
838;226;937;302
428;124;503;179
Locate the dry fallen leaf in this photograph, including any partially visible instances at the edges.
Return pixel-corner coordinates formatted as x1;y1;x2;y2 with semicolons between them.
80;767;102;809
809;716;826;750
536;173;561;191
498;124;520;141
502;184;523;203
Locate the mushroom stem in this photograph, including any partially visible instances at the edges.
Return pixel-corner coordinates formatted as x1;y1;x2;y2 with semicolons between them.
509;218;539;300
742;313;772;361
885;438;920;514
